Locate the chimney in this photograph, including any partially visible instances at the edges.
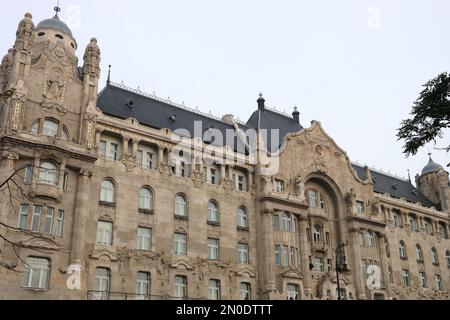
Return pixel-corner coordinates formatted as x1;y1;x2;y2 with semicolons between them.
292;107;300;124
257;93;265;111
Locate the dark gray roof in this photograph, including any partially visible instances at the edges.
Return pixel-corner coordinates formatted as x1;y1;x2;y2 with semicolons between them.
422;157;444;175
36;14;73;37
352;164;434;208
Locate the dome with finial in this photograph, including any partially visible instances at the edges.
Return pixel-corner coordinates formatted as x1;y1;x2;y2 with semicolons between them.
421;154;444;175
36;6;73;38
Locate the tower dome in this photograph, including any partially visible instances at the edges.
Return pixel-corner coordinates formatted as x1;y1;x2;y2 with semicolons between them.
36;14;73;38
421;155;444;175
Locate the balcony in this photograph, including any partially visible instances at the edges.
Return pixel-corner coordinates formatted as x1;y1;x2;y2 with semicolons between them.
312;241;328;253
29;183;62;201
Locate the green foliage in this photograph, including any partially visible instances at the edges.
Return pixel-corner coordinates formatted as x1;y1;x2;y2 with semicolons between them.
397;72;450;158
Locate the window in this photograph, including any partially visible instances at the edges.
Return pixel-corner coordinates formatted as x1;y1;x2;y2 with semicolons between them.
96;221;113;245
54;210;64;237
136;272;150;297
356;201;365;213
327;258;333;272
238;243;249;265
139;188;153;211
22;257;50;289
174;233;187;256
179;162;186;177
31;206;42;233
24;165;33;184
31;120;40;135
240;283;251;300
325;232;330;246
100;180;116;204
286;284;299;300
431;248;439;265
39;161;58;185
174;276;187;299
446;250;450;268
309;190;318;208
237;175;245;191
208;279;221;300
416;245;423;262
207;238;219;260
439;223;448;239
208;201;219;224
43;119;58;138
419;272;427;288
137;227;152;251
358;232;364;246
210;168;217;185
63;172;69;191
313;226;322;242
316;257;324;272
402;269;410;287
237;208;248;229
99;140;107;158
275;179;284;192
282;246;289;267
434;275;442;290
43;207;54;235
275;245;281;266
18;204;29;230
399;241;407;260
94;268;110;294
424;220;432;235
145;152;154;170
393;213;402;228
61;126;69;141
272;214;280;230
290;247;296;267
410;216;418;232
175;195;187;217
282;212;291;231
366;231;375;247
109;143;119;161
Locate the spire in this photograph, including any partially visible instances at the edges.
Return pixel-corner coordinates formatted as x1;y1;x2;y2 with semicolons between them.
107;65;111;85
54;0;62;17
257;93;265;111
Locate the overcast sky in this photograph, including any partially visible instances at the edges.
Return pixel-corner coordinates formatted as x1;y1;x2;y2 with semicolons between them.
1;0;449;182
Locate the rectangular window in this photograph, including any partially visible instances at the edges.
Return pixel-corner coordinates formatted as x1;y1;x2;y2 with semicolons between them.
174;233;187;256
24;165;33;184
99;140;107;158
327;259;333;272
174;276;187;299
356;201;365;213
146;152;154;170
44;207;54;235
419;272;427;288
137;150;143;167
207;238;219;260
316;257;324;272
309;190;318;208
282;246;289;267
22;257;50;289
358;232;364;246
63;172;69;191
325;232;330;246
434;275;442;290
18;204;29;230
208;279;221;300
240;282;251;300
286;284;299;300
137;227;152;251
238;243;249;265
136;272;150;297
402;269;410;287
275;245;281;266
109;143;119;161
394;213;402;228
290;247;296;267
275;179;284;192
410;217;418;232
237;175;245;191
31;206;42;233
210;169;217;185
94;268;110;293
96;221;113;245
272;215;280;230
54;210;64;237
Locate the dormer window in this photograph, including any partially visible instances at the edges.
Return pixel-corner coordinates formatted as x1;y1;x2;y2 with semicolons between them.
43;119;58;138
275;179;284;193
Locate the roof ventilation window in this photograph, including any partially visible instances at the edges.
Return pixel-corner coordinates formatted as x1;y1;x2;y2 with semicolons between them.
38;32;45;37
392;184;398;190
169;114;177;122
55;34;64;40
125;100;135;109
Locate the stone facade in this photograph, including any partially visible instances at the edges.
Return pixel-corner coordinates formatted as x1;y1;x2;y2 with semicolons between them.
0;11;449;300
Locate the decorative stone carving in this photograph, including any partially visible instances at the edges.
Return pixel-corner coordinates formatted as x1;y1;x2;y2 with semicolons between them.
191;170;204;188
260;175;272;194
294;175;306;202
222;178;234;194
1;48;14;76
345;189;356;215
83;38;101;78
44;73;65;101
15;13;35;52
122;154;137;172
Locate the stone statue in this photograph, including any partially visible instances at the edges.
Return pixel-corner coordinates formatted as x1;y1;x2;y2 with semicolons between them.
294;175;306;201
45;74;65;101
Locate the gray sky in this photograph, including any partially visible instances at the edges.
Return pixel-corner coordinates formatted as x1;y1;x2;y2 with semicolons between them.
2;0;449;181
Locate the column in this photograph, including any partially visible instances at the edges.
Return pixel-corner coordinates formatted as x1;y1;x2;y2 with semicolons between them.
247;169;253;191
349;229;366;300
377;235;391;297
31;152;41;189
58;160;67;189
132;140;140;156
158;145;164;167
122;135;129;158
220;164;226;184
298;216;311;294
261;210;276;292
0;153;18;252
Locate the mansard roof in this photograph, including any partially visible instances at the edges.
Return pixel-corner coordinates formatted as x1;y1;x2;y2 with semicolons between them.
352;164;434;208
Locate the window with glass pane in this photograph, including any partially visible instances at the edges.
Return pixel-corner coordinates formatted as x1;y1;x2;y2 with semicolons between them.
43;119;58;138
282;213;291;231
22;257;50;289
275;179;284;192
18;204;29;230
136;272;150;297
63;172;69;191
96;221;113;245
208;202;219;223
237;208;248;228
434;275;442;290
282;246;289;266
31;206;42;233
410;216;418;232
61;127;69;141
431;248;439;265
238;243;249;265
174;276;187;299
175;195;187;217
402;269;410;286
146;152;154;170
416;245;423;261
55;210;64;237
94;268;110;293
366;232;375;247
274;245;281;266
237;175;245;191
44;207;54;235
272;214;279;230
24;165;33;184
313;226;322;242
100;180;116;203
356;201;365;213
139;188;153;210
399;241;407;259
208;280;221;300
316;257;324;272
419;272;426;288
39;162;57;185
309;190;318;208
240;282;251;300
31;120;40;135
286;284;299;300
174;233;187;256
210;168;217;184
99;141;107;158
109;143;119;161
208;238;219;260
137;227;152;251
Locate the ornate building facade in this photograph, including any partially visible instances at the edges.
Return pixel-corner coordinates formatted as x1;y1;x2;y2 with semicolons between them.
0;10;449;300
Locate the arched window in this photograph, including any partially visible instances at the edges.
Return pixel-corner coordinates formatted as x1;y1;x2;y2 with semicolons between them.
282;212;291;231
38;161;58;185
100;179;116;204
31;120;40;135
139;187;153;211
43;119;59;138
431;248;439;265
175;194;188;217
416;245;423;262
208;201;219;223
309;190;319;208
446;250;450;268
237;207;248;229
399;241;407;260
313;226;322;242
